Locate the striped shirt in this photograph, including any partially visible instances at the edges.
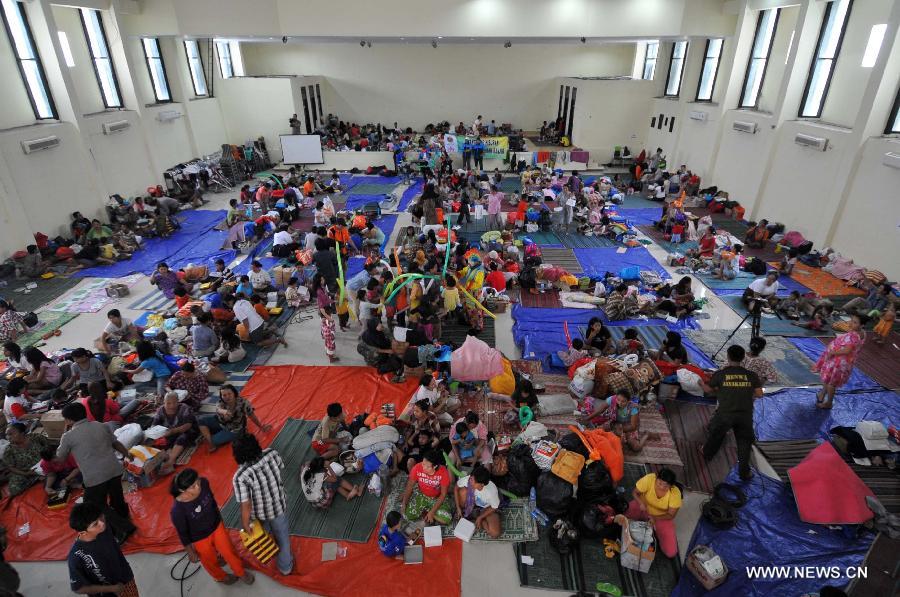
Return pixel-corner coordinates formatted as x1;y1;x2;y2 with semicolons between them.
232;448;287;521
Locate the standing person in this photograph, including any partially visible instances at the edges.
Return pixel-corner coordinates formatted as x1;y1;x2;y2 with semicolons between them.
812;313;866;410
232;434;294;576
170;469;255;586
699;345;763;481
67;502;138;597
57;402;137;542
558;186;575;232
486;186;503;231
320;304;338;363
473;136;485;170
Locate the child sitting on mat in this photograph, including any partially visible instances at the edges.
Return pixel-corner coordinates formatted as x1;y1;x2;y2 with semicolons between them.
777;290;802;320
586;389;650;452
792;304;833;331
873;304;895;345
378;511;407;559
557;338;589;366
614;328;646;358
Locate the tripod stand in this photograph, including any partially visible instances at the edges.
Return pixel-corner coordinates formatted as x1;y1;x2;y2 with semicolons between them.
711;298;768;360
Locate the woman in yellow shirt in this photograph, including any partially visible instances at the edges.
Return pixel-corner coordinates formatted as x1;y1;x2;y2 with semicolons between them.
623;468;681;558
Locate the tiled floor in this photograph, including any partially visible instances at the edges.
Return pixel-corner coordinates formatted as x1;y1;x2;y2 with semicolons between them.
13;185;753;596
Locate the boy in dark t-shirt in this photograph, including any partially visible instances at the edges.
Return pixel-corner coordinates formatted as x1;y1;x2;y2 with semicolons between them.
67;502;136;597
700;344;763;481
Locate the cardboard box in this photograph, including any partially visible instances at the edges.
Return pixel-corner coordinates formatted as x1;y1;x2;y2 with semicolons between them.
40;410;66;440
273;265;293;288
619;517;656;573
687;545;729;590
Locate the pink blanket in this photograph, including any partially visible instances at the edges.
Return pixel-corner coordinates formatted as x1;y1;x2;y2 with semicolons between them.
826;257;865;282
451;335;504;381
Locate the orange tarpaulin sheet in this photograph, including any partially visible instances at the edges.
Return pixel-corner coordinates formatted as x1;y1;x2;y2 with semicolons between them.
0;366;462;597
768;261;866;298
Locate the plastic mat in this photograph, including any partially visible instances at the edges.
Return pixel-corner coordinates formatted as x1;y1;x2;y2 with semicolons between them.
753;387;899;441
573;247;669;281
74;210;235;278
671;468;873;597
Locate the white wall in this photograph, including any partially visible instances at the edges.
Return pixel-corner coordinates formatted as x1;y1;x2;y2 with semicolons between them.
819;0;894;127
241;42;636;131
567;78;656;161
830;137;900;280
710;110;777;213
216;76;296;162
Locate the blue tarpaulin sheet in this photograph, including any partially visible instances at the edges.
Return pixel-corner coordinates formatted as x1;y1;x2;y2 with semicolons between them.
697;270;811;297
788;337;882;392
344;193;390;212
613;207;663;226
511;305;708;370
345;256;366;278
754;387;899;441
75;210;234;278
671;468;874;597
573;247;669;281
398;181;424;211
374;214;398;250
232;238;281;275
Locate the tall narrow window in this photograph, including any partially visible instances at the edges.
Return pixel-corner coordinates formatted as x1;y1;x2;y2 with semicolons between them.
800;0;853;118
315;83;323;119
215;40;233;78
887;86;900;134
80;9;122;108
664;41;688;96
567;87;576;139
230;41;244;76
740;8;780;108
300;86;311;134
184;40;208;96
58;31;75;67
1;0;57;119
696;38;723;101
142;37;171;102
643;41;659;80
308;85;317;128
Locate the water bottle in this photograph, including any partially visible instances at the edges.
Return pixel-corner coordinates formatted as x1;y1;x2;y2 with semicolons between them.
529;487;550;526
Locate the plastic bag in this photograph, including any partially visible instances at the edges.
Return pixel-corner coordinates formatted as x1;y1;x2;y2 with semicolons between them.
536;471;575;519
558;432;590;459
367;472;382;497
578;461;614;504
114;423;144;450
505;442;541;497
676;368;704;396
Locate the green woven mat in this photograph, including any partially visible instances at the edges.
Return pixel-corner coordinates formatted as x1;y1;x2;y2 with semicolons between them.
2;311;78;352
2;276;81;313
500;178;522;193
221;419;384;542
514;463;680;596
383;472;539;542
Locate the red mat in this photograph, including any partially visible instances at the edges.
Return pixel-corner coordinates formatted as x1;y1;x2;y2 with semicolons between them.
788;442;875;524
1;366;462;597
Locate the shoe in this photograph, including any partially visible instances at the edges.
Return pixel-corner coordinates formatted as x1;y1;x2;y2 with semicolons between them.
219;574;239;585
241;572;256;585
596;581;623;596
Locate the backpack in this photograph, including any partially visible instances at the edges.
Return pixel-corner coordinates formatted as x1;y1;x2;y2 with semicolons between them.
745;259;767;275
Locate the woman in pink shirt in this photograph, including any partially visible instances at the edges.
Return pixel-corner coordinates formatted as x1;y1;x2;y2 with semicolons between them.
487;186;503;231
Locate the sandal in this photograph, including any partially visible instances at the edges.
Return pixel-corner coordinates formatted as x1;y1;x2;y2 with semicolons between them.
596;581;623;597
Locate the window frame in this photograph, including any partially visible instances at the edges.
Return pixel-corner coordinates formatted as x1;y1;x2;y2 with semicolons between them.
695;38;724;102
799;0;853;119
739;8;781;109
886;85;900;134
0;0;58;120
215;39;233;78
183;39;208;97
79;8;123;109
141;37;172;103
664;40;688;97
642;41;659;80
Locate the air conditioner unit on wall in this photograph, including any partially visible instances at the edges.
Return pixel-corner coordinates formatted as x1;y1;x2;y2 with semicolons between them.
20;136;60;154
102;120;130;135
689;110;708;122
732;120;757;134
883;152;900;170
794;133;828;151
156;110;182;122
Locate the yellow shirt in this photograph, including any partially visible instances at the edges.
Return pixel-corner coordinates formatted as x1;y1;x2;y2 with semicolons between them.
443;287;460;312
635;473;682;517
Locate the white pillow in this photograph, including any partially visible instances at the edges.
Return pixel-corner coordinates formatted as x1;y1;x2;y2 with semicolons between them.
538;394;578;416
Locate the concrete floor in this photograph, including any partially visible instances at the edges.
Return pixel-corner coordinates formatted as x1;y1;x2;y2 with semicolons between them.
12;181;755;596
